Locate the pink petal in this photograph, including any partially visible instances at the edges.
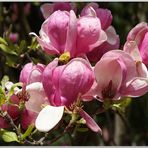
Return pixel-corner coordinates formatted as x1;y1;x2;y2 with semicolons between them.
77;16;105;55
135;27;148;47
19;63;33;84
29;64;45;84
21;109;38;130
47;10;70;54
24;82;48;113
101;50;137;83
41;3;77;19
94;58;124;99
52;65;66;106
42;59;59;104
82;80;97;102
87;26;119;63
123;41;142;62
122;77;148;97
41;3;54;19
127;22;147;41
65;10;77;57
58;58;94;106
79;109;102;133
81;3;99;16
106;26;119;45
81;3;112;30
136;62;148;78
89;30;107;51
95;8;112;30
30;32;60;55
139;32;148;65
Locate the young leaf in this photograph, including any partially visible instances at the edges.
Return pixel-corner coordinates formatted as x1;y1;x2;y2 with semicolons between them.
0;37;8;45
0;44;18;55
2;131;19;143
1;75;9;90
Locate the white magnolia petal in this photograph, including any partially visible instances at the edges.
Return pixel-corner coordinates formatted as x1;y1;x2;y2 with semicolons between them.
35;105;64;132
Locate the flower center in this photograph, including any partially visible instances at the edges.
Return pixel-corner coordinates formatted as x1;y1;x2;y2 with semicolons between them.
58;52;71;65
102;80;116;99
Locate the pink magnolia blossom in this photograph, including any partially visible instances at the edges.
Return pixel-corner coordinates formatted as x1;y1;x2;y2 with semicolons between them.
126;22;148;66
41;2;77;19
81;3;120;62
81;3;112;30
42;58;94;107
19;63;45;84
86;50;148;101
31;10;107;58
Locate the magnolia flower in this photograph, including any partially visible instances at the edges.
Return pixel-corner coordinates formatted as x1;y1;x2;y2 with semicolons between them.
126;22;148;66
41;2;77;19
31;9;107;58
19;63;45;84
86;50;148;101
81;3;120;62
42;58;94;107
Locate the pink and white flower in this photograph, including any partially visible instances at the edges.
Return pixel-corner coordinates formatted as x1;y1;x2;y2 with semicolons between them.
86;50;148;101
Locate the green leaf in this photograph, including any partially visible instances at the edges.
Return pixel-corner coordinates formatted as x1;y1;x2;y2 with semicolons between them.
0;44;18;55
19;40;27;53
6;54;19;68
0;95;5;106
1;75;9;89
0;37;8;45
21;124;34;140
2;131;19;143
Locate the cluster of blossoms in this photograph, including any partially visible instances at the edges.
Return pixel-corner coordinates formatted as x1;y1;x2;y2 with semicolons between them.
0;2;148;136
